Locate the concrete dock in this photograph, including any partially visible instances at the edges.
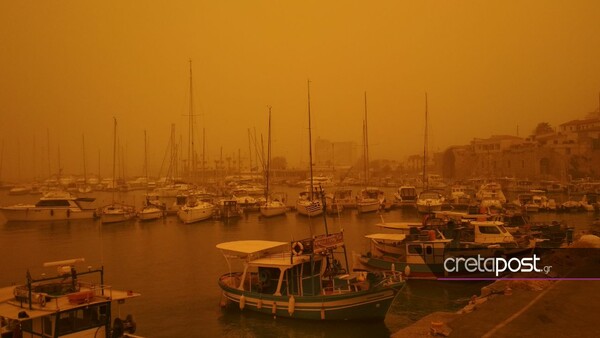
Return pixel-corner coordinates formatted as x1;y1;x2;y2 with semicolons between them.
393;235;600;337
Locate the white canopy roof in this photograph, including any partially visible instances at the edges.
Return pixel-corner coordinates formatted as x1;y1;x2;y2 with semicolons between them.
216;240;288;255
365;233;407;241
376;222;421;230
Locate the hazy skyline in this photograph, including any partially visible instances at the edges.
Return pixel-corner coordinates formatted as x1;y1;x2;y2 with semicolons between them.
1;1;600;182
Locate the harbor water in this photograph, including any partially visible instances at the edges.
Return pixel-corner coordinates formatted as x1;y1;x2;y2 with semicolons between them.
0;187;596;337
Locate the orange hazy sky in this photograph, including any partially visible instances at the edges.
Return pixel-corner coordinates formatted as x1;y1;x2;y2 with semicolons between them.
1;1;599;181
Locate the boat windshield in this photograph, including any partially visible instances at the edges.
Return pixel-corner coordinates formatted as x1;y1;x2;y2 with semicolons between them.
35;200;71;207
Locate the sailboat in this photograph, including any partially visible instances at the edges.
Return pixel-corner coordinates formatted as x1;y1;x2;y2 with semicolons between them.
101;118;136;224
416;93;444;214
260;106;287;217
78;134;93;193
296;80;323;217
177;60;215;224
356;92;385;214
138;130;165;221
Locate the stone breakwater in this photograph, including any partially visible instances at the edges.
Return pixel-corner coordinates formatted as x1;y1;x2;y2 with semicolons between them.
392;233;600;337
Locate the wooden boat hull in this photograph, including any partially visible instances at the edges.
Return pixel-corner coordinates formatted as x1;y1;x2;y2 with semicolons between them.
219;276;402;321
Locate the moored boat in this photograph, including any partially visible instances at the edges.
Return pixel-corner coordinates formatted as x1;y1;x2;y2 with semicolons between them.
0;191;97;222
137;204;164;221
177;195;214;223
217;234;404;320
100;203;136;224
0;258;140;338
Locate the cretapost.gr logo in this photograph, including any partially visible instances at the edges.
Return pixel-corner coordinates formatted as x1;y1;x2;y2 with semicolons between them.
443;254;553;277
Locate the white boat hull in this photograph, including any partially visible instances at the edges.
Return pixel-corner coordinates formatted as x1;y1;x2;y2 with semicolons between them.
295;200;323;217
356;200;380;213
259;203;287;217
101;205;136;224
416;202;442;214
137;209;164;221
178;204;214;223
0;206;96;222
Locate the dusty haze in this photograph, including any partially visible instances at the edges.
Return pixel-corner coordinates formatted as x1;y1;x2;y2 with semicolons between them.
1;1;599;182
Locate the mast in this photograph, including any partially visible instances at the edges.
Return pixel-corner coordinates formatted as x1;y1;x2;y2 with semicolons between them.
46;129;51;180
202;127;206;184
247;128;253;173
364;91;369;186
187;59;195;182
307;79;314;199
266;106;272;201
0;140;4;183
82;134;87;184
423;92;428;190
144;130;149;185
112;118;117;204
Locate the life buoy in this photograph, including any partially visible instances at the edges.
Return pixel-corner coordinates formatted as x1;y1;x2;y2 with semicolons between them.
292;241;304;256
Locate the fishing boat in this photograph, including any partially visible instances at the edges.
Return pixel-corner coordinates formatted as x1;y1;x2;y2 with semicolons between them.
0;258;140;338
354;218;536;279
259;106;287;218
217;192;404;320
0;191;97;222
295;80;323;217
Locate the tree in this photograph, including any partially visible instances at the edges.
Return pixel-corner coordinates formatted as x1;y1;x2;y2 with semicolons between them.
533;122;554;135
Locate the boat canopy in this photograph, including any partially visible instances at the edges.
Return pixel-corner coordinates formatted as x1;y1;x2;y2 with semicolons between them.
216;240;288;255
365;233;407;241
376;222;421;230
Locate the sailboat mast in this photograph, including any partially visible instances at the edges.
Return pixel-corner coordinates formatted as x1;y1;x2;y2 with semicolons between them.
188;59;195;182
82;134;87;183
364;91;369;186
307;79;314;199
144;130;149;183
0;140;4;183
423;92;428;190
266;106;272;201
112;118;117;203
46;129;51;179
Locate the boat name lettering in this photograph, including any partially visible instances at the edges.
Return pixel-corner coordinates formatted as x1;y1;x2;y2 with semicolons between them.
314;232;344;251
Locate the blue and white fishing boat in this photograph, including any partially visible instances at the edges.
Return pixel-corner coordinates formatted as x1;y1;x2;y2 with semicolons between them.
217;187;404;321
217;234;403;320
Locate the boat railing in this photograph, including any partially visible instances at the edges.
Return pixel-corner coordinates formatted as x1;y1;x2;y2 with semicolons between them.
14;281;115;310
